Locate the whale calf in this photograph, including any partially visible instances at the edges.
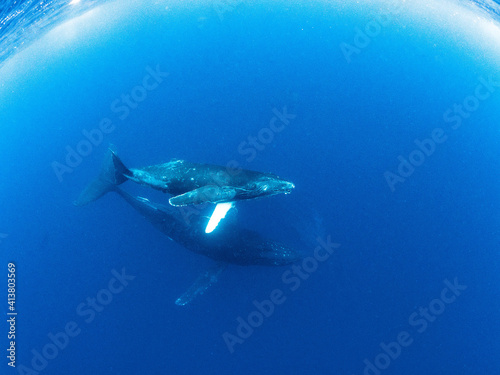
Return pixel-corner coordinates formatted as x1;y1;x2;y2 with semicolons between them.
75;148;295;232
75;148;295;207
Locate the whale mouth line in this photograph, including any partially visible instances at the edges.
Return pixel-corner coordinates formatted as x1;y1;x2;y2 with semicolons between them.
254;180;295;194
281;181;295;194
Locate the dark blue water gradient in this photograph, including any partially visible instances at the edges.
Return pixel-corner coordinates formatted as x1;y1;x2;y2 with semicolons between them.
0;1;499;374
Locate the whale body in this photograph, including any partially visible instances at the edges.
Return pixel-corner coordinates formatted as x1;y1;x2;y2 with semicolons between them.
75;148;295;207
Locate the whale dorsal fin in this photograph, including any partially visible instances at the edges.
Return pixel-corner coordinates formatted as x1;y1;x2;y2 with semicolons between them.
175;262;227;306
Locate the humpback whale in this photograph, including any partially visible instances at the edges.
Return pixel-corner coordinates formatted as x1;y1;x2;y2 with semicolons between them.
75;148;295;232
75;148;294;207
112;189;299;266
74;150;301;304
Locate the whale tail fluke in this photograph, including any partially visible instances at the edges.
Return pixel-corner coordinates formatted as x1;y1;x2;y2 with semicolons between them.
74;148;131;206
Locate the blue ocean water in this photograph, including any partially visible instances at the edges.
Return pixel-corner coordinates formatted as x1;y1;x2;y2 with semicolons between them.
1;0;499;374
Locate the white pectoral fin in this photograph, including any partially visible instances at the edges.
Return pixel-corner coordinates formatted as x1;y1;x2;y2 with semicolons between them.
169;186;236;206
205;202;235;233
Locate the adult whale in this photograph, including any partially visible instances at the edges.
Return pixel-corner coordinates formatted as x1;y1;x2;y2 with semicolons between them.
74;157;301;304
74;148;295;207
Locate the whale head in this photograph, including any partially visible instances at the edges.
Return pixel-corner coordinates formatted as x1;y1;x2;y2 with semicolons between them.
251;176;295;197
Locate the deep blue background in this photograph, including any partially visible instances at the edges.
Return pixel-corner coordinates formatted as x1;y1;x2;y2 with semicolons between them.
1;1;499;374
